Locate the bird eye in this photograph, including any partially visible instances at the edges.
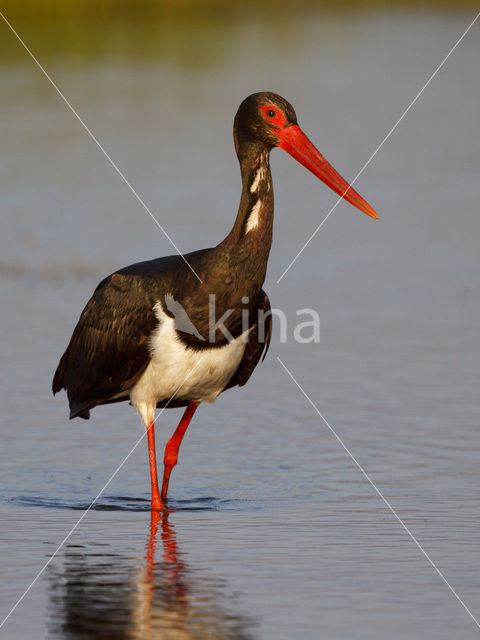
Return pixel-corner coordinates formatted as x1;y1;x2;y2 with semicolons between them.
260;105;286;127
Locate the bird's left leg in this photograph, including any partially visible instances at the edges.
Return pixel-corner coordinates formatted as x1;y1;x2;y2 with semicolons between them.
161;401;198;502
147;421;162;510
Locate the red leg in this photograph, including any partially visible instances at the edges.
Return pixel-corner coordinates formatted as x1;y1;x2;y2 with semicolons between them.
161;401;198;502
147;421;162;511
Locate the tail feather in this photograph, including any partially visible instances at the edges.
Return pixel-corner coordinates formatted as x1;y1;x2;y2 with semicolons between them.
69;398;91;420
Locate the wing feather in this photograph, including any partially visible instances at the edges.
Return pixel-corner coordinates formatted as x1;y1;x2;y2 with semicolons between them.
225;290;272;390
52;272;157;418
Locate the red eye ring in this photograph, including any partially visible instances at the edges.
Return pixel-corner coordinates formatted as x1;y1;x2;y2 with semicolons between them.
261;105;288;128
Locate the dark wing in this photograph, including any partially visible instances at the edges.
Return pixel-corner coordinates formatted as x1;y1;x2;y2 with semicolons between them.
52;272;158;419
224;290;272;390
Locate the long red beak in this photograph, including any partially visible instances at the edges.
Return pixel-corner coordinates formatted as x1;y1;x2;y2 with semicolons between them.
276;125;378;219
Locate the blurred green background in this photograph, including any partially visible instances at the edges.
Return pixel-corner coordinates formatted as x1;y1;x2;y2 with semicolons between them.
1;0;477;66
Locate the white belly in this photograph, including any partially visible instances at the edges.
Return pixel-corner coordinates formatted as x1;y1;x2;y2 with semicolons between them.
130;301;249;426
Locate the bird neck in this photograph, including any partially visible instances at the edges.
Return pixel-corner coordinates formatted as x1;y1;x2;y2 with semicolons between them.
219;141;274;288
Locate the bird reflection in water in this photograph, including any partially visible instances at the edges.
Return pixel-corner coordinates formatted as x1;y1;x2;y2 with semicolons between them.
48;510;257;639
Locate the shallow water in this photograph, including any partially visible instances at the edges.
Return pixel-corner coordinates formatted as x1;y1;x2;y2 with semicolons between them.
1;8;480;639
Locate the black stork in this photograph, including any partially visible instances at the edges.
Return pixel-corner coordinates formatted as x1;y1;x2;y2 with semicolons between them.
53;92;378;510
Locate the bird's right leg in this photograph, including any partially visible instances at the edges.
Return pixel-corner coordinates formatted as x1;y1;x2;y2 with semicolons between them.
161;401;198;502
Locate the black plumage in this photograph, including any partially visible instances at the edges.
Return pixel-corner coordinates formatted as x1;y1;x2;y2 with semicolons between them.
52;250;272;419
53;94;287;422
